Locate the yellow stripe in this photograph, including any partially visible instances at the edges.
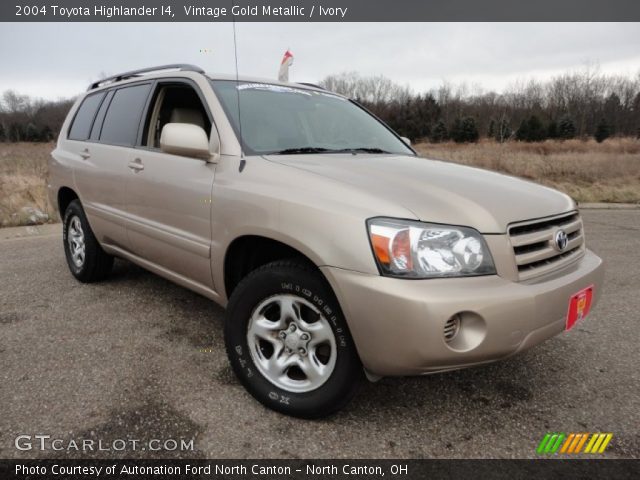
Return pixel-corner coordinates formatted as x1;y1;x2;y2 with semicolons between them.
590;434;606;453
584;434;599;453
597;434;613;453
561;434;575;453
568;434;582;453
574;433;589;453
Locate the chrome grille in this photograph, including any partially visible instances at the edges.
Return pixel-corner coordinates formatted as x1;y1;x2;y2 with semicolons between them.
509;212;585;281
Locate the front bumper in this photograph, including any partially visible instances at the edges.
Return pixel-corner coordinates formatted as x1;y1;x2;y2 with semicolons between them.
321;249;604;377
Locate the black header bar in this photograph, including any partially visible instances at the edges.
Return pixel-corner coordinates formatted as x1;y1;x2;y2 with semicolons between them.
1;459;639;480
3;0;640;22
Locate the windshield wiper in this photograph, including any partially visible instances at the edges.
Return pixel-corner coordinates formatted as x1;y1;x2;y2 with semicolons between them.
271;146;392;155
333;147;391;154
271;147;333;154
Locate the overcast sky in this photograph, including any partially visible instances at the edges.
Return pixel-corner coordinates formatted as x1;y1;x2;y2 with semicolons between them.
1;22;639;100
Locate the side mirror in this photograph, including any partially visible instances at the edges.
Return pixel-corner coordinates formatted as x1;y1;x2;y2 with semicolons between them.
400;136;411;146
160;123;211;160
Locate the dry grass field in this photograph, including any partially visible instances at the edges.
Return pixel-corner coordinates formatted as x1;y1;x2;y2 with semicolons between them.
1;139;639;227
0;142;55;227
415;138;640;204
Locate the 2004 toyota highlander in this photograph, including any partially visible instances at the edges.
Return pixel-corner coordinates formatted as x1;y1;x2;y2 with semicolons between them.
48;64;604;418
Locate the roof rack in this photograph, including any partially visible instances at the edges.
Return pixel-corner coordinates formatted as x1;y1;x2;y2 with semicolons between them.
88;64;205;90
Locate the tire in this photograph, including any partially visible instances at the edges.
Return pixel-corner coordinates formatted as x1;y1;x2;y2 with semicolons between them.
225;260;363;418
62;199;113;283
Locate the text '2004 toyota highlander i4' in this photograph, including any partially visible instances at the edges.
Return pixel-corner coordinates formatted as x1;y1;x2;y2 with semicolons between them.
49;64;604;418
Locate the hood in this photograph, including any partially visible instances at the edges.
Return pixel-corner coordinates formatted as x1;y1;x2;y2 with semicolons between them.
264;154;575;233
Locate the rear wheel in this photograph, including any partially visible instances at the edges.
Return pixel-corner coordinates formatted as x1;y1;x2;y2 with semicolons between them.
225;260;363;418
62;200;113;282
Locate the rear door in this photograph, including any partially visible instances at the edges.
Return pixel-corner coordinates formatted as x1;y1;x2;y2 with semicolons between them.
72;83;152;250
124;79;216;289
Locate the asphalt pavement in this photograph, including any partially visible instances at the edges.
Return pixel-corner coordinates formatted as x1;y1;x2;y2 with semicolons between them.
0;209;638;459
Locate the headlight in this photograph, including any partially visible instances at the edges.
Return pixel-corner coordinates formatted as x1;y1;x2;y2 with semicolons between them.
367;218;496;278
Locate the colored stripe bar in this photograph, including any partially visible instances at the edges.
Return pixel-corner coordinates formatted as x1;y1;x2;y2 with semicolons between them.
539;433;613;454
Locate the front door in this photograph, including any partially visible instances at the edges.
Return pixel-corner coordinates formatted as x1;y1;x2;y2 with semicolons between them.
124;81;216;290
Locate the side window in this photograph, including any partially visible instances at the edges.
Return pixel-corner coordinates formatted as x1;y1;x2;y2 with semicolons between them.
100;83;152;146
142;84;211;149
89;90;114;141
68;92;106;141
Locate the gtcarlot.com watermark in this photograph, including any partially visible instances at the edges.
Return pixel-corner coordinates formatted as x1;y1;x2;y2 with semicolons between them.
15;434;194;452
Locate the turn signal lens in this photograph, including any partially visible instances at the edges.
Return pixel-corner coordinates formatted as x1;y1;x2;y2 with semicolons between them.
371;233;391;265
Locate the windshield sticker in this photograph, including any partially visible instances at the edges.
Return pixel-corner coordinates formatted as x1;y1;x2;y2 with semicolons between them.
237;83;312;96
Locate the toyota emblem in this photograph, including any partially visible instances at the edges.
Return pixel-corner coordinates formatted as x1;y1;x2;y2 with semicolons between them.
554;229;568;251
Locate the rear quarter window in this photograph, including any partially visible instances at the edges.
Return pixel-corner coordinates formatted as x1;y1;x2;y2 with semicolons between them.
89;90;114;141
68;92;106;141
99;83;152;146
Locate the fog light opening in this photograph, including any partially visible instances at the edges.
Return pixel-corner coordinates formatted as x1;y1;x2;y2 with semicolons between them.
444;314;461;342
444;311;486;352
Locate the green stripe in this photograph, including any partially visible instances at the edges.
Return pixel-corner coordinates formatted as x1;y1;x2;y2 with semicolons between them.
550;433;566;453
544;433;560;453
544;434;559;453
537;433;552;454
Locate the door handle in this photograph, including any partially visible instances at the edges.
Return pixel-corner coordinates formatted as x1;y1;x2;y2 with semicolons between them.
79;148;91;160
128;158;144;172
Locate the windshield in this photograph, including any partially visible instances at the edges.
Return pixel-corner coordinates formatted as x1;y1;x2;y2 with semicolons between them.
210;80;414;156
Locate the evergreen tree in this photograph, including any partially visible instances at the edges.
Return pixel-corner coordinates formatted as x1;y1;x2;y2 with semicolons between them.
547;120;558;139
450;118;464;143
8;123;23;142
0;123;5;142
415;94;439;140
526;115;546;142
558;115;576;140
430;120;448;143
461;117;479;143
603;93;621;135
515;119;529;141
450;117;478;143
25;123;39;142
488;119;496;139
594;119;611;143
39;125;53;142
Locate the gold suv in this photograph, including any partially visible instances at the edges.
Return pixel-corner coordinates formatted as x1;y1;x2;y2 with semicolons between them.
49;64;604;418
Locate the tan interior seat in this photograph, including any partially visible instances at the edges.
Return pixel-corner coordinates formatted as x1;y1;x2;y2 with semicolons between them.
170;108;205;129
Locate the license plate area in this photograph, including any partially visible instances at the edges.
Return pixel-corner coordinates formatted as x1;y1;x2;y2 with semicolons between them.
566;285;594;331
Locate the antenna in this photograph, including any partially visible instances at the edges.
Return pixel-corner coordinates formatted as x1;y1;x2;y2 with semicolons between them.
231;4;244;158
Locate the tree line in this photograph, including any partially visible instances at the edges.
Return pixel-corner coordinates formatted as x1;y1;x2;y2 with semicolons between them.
0;91;74;142
2;65;639;144
320;66;640;143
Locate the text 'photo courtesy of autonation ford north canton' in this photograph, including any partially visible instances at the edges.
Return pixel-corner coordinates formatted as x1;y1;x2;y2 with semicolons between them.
0;1;639;479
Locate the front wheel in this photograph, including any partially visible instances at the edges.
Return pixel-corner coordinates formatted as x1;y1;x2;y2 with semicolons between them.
224;260;363;418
